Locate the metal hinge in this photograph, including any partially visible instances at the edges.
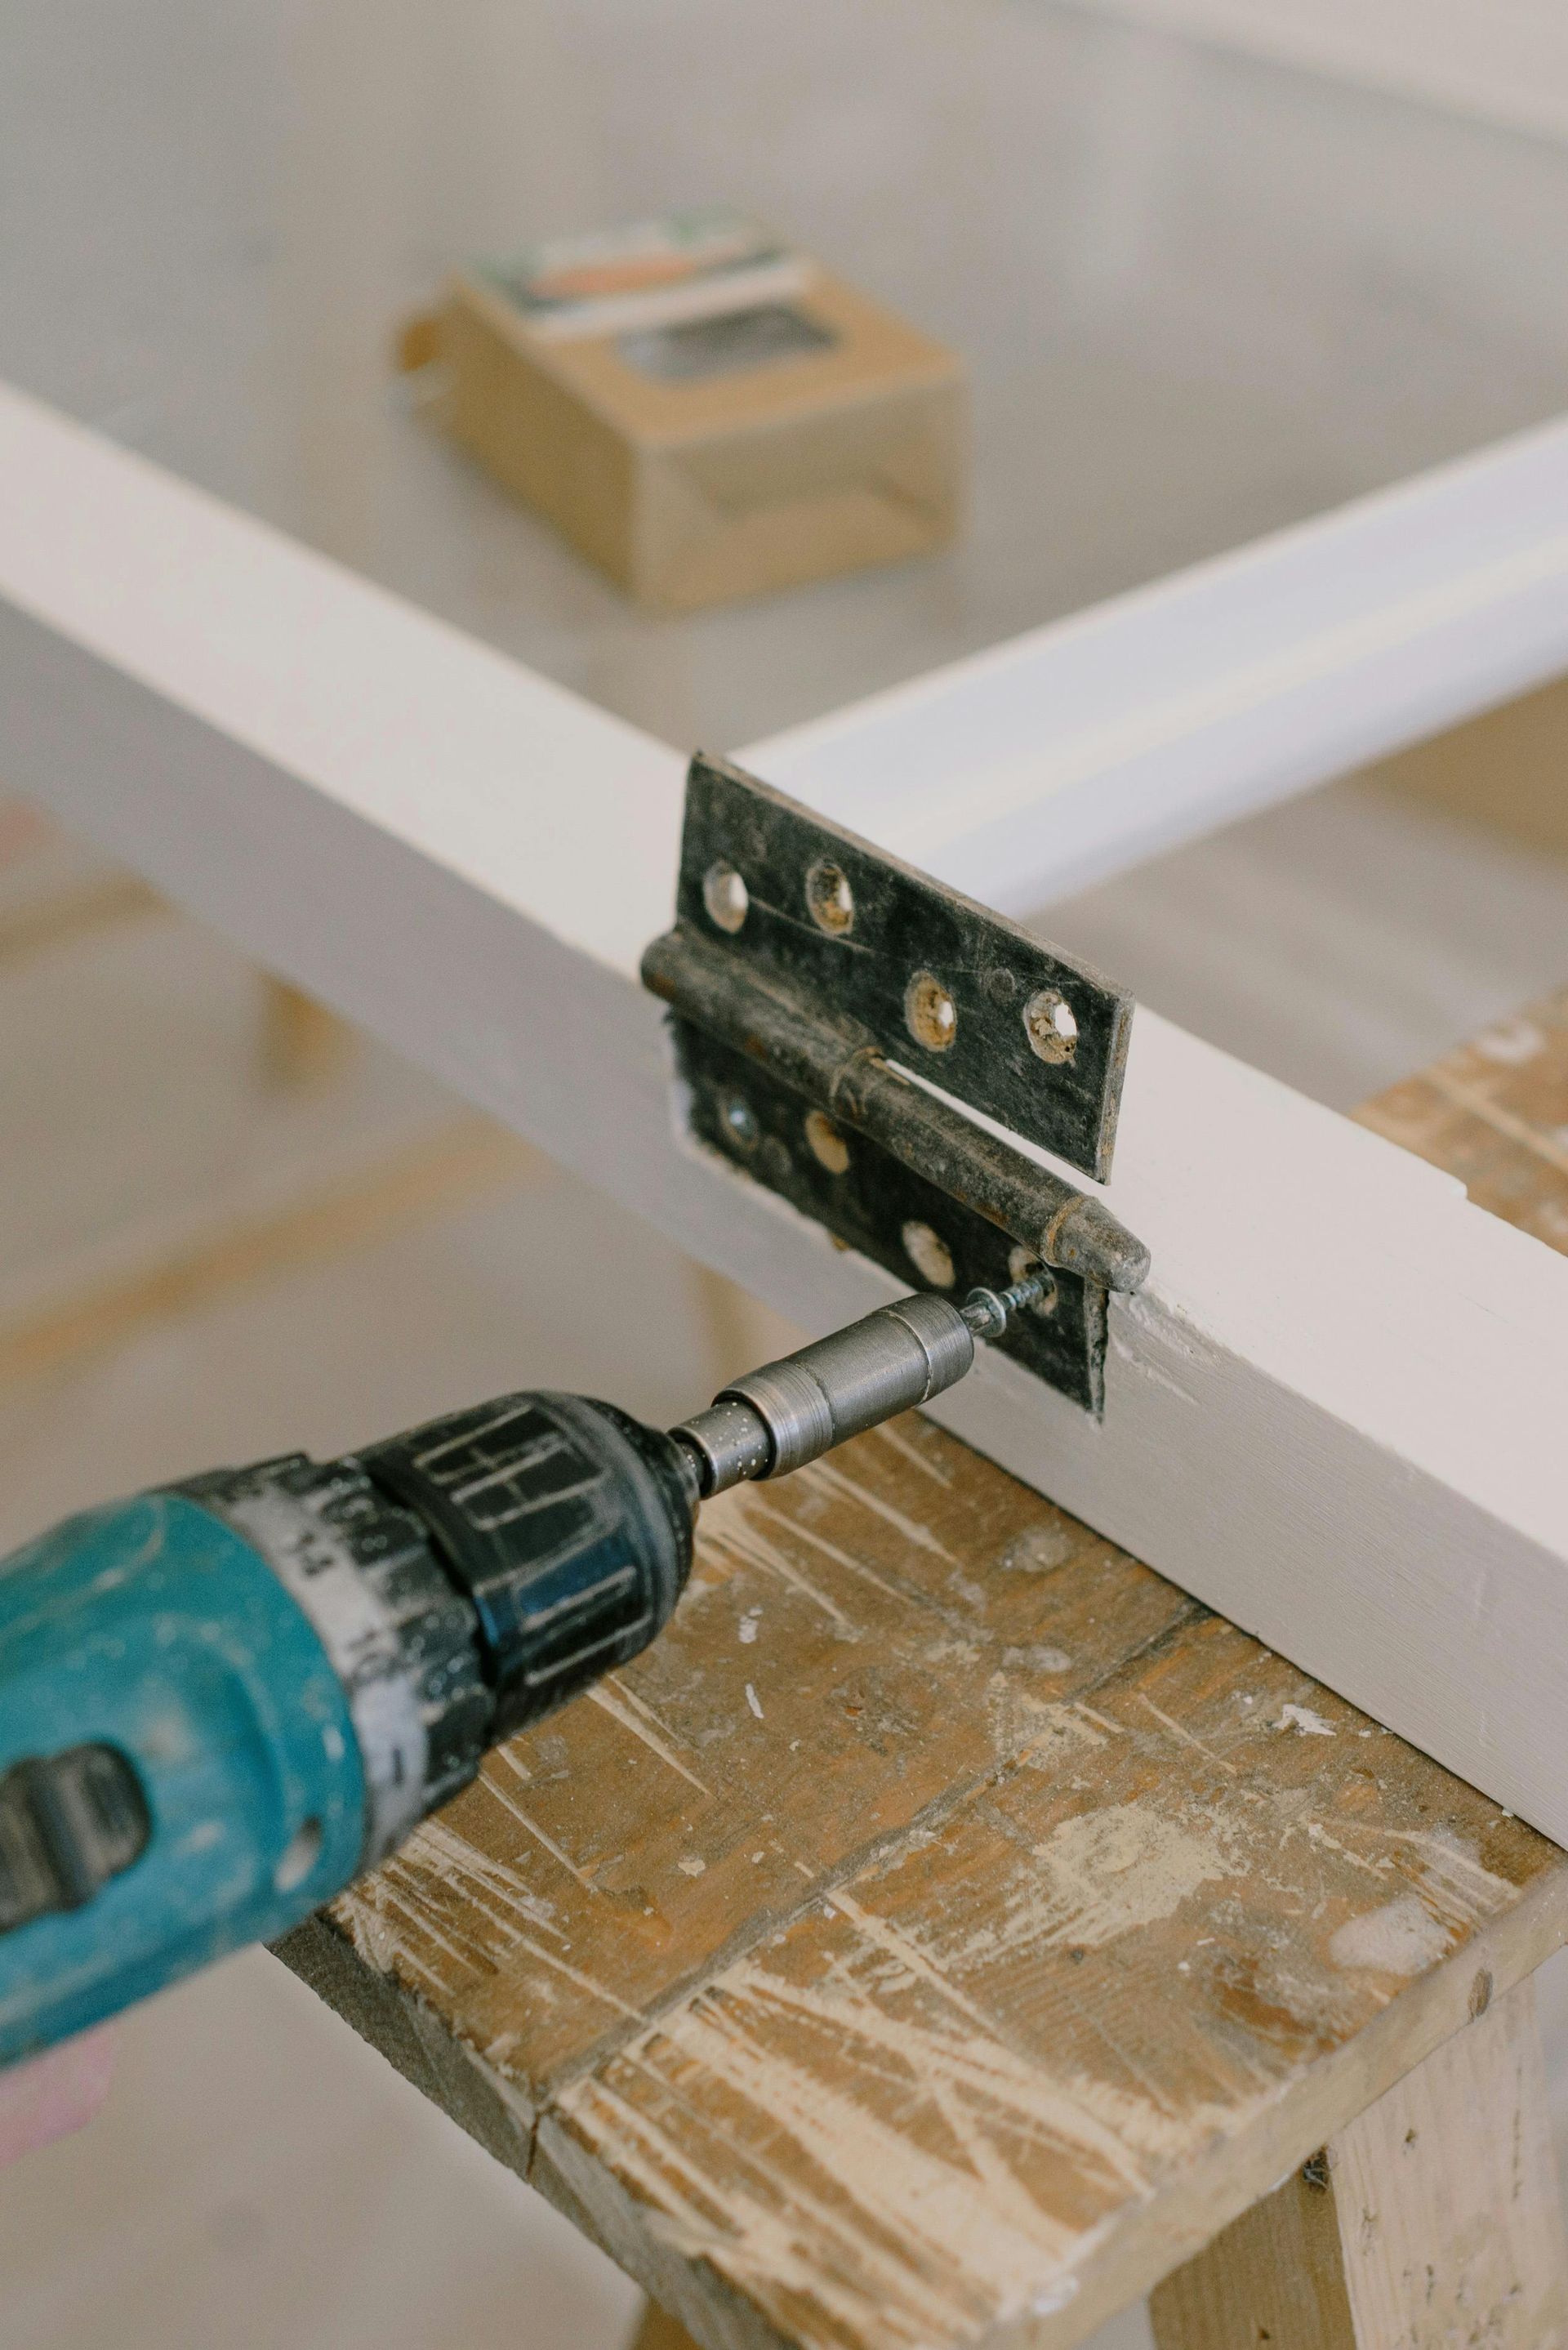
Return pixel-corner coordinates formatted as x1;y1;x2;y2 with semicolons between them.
641;754;1150;1415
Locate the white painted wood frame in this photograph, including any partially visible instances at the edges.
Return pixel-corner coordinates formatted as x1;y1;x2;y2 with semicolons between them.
2;380;1566;1844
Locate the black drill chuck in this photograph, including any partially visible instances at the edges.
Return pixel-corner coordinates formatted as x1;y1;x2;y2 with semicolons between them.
176;1392;700;1860
359;1392;697;1747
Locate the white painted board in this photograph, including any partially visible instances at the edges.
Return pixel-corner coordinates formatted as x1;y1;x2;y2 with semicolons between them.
2;381;1566;1847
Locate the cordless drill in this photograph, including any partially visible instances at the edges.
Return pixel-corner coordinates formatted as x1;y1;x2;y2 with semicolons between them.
0;1276;1041;2066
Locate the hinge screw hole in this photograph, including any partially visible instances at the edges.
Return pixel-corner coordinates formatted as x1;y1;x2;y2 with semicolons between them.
720;1094;760;1153
704;862;749;934
1008;1246;1059;1316
758;1135;792;1184
1024;988;1078;1064
805;860;855;936
804;1110;851;1174
906;970;958;1053
902;1220;956;1289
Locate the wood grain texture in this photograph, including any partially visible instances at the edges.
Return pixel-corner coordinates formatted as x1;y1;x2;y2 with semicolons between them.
1151;1976;1568;2350
1149;2147;1358;2350
1355;982;1568;1256
279;1007;1568;2350
1333;1978;1567;2350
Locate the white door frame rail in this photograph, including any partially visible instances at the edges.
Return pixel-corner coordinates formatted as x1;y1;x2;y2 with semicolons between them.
2;381;1566;1844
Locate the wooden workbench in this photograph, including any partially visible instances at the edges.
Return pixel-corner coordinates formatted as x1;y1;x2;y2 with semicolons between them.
281;985;1568;2350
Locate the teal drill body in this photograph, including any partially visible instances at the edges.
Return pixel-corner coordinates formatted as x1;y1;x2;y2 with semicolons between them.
0;1389;699;2071
0;1494;365;2062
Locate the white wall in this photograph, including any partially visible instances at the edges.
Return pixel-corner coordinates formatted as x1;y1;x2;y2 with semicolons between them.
1065;0;1568;142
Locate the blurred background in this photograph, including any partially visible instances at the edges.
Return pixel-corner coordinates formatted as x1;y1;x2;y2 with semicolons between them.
2;2;1568;2344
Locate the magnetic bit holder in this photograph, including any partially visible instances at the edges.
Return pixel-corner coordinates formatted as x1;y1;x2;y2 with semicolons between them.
673;1278;1047;1497
641;753;1152;1416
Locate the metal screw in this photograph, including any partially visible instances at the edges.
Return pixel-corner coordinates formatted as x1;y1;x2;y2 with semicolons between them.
1022;988;1077;1064
905;970;958;1053
805;859;854;936
960;1273;1049;1340
721;1094;760;1152
804;1110;850;1174
902;1220;956;1288
703;861;749;934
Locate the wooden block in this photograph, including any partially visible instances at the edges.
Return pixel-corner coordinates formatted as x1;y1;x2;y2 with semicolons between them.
1149;1976;1568;2350
416;215;964;612
275;1001;1568;2350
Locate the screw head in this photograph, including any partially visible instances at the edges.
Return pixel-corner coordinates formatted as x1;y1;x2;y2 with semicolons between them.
1022;988;1077;1064
804;1109;850;1174
703;862;749;934
902;1219;956;1288
804;859;854;936
905;970;958;1053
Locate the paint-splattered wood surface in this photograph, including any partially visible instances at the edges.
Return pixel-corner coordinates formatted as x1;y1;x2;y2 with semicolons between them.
280;994;1568;2350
